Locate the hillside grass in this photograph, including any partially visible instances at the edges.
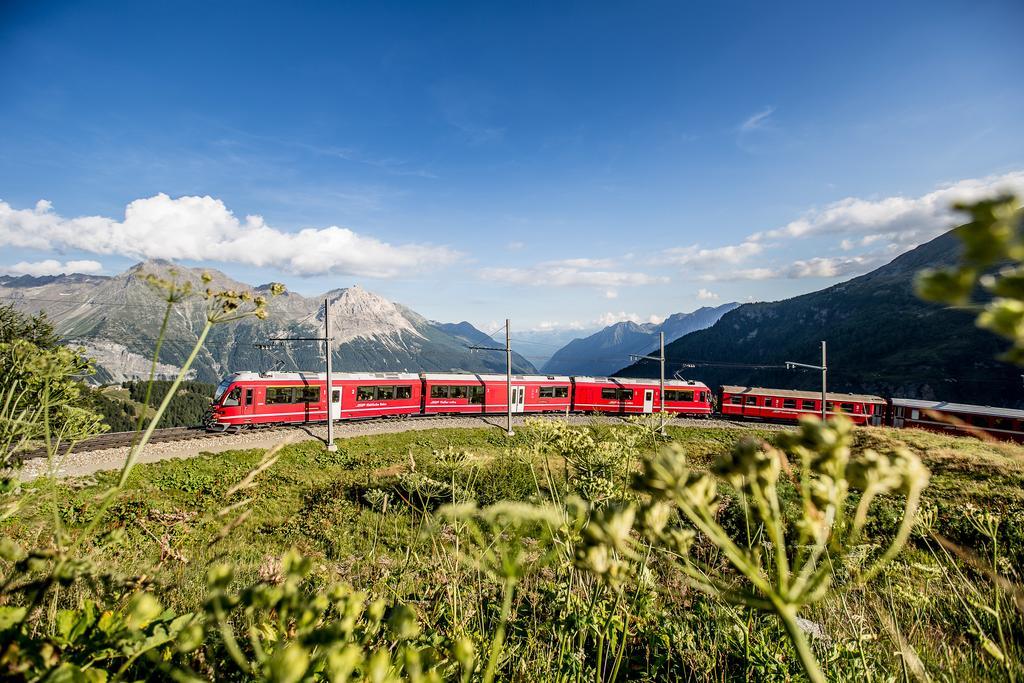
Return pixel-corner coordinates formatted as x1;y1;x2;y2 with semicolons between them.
7;423;1024;680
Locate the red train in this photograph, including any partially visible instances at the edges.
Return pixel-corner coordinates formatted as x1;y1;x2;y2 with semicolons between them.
208;372;712;429
721;386;1024;441
208;371;1024;442
720;385;886;426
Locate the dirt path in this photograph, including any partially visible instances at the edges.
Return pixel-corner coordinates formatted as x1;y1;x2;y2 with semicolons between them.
18;414;783;480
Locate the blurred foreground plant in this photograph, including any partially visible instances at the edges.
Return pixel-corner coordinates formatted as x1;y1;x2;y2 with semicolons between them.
916;194;1024;362
575;416;929;683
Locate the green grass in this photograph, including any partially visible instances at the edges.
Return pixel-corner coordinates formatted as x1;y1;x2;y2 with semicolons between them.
7;422;1024;681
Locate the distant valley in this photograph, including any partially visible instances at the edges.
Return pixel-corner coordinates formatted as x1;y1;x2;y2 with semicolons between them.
540;303;739;376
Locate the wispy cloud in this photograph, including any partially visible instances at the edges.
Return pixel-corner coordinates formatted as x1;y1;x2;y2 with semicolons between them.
479;265;668;288
663;240;764;267
739;106;775;132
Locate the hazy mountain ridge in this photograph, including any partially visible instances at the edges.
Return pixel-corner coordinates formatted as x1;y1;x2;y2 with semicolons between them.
617;229;1023;407
541;303;739;376
0;261;536;383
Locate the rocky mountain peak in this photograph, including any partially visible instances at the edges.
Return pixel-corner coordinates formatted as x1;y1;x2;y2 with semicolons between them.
314;285;424;347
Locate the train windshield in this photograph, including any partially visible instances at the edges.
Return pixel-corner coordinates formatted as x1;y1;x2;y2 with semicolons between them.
213;379;233;402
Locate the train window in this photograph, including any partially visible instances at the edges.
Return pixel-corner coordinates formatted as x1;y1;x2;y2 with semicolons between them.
539;386;555;398
396;385;413;399
841;403;855;413
665;390;695;402
554;386;569;398
298;386;320;403
801;400;816;410
266;387;294;404
826;402;835;412
910;409;920;420
469;386;486;404
783;399;797;409
450;386;469;399
430;385;449;399
601;388;633;400
730;396;742;405
745;396;757;405
244;389;253;406
222;387;241;407
357;386;376;401
377;385;396;400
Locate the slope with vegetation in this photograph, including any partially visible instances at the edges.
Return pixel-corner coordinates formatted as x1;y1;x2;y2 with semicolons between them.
620;228;1023;406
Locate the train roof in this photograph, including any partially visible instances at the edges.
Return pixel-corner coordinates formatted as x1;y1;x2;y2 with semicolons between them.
891;397;1024;420
576;376;709;388
722;385;886;403
421;372;572;382
228;371;421;381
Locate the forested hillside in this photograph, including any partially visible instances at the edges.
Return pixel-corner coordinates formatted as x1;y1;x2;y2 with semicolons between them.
619;229;1023;407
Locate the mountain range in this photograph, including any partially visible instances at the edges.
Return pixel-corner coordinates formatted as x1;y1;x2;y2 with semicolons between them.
618;228;1024;407
541;303;739;376
0;261;536;384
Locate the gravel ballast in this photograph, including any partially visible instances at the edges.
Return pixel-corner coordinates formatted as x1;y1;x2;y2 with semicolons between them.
18;414;783;481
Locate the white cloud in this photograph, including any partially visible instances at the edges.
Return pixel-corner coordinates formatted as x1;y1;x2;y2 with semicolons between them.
696;288;719;300
604;289;618;299
544;257;617;269
749;171;1024;245
664;240;764;266
479;265;668;288
740;106;775;132
0;194;460;278
529;320;588;332
1;259;104;277
705;253;891;281
595;311;665;327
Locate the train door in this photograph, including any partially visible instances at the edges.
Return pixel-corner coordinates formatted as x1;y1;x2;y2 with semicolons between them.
244;388;254;415
330;384;341;420
643;389;654;413
511;386;526;413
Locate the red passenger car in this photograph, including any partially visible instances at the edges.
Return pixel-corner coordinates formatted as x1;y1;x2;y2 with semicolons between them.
890;398;1024;442
421;373;573;415
210;371;328;429
720;386;885;425
571;377;712;416
208;371;423;429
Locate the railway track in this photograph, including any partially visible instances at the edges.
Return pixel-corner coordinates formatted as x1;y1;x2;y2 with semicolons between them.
17;425;290;462
16;413;778;464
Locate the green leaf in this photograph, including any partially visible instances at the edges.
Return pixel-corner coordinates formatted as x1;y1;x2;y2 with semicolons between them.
0;605;26;630
267;643;310;683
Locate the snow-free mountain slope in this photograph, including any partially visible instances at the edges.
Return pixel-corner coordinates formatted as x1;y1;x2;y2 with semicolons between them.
0;261;537;382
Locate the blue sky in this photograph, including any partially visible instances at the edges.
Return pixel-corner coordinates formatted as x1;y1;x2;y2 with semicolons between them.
1;0;1023;339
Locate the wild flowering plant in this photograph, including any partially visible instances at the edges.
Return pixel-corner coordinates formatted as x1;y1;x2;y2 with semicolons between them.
574;415;929;683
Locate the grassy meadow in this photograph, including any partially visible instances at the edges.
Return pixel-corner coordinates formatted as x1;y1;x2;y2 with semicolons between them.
5;420;1023;681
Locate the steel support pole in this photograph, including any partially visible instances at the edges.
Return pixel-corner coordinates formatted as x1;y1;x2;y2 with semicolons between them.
325;298;337;452
506;318;514;436
820;340;827;422
659;331;666;435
